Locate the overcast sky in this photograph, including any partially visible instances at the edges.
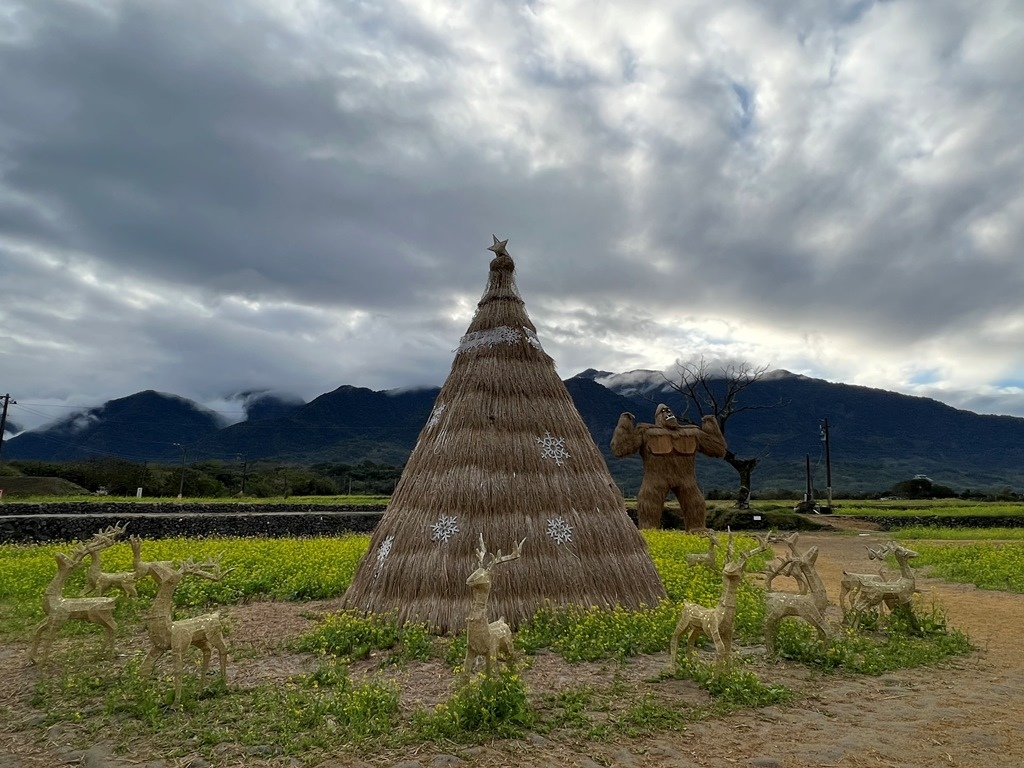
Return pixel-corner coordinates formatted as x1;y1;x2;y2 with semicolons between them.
2;0;1023;434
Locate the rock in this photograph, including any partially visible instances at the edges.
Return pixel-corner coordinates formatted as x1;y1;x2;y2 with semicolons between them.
391;762;424;768
645;741;687;761
611;748;638;767
430;756;464;768
182;758;211;768
527;733;551;747
82;742;115;768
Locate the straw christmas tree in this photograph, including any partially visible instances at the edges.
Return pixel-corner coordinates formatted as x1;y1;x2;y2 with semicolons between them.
342;236;666;632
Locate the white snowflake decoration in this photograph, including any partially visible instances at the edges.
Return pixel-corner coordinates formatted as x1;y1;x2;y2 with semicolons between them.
524;328;543;350
373;535;395;578
457;326;523;353
546;516;573;545
537;432;571;466
427;402;447;430
431;514;460;543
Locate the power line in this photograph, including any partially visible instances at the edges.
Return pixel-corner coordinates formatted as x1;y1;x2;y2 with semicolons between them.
0;393;17;462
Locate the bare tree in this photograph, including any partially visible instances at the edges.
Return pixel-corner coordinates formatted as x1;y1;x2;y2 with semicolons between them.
662;357;787;507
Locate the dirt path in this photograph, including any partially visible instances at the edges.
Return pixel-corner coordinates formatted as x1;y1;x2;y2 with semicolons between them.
2;530;1023;768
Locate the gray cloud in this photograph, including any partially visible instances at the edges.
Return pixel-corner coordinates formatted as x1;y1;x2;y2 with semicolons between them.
2;0;1023;433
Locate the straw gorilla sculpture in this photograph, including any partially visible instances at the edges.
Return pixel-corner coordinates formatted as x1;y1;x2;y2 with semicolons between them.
611;404;727;530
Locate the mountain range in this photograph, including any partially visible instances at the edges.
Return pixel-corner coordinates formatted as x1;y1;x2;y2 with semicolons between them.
5;371;1024;494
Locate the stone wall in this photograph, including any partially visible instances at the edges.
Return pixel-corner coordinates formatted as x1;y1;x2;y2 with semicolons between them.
870;514;1024;530
0;502;385;543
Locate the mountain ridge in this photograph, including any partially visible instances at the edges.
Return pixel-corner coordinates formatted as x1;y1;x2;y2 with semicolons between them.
6;372;1024;494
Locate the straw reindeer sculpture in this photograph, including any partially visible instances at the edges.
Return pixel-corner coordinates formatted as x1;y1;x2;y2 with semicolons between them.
684;530;721;569
464;534;526;677
839;552;895;613
129;534;174;580
81;522;139;599
762;533;834;656
846;542;920;631
669;531;769;669
137;552;233;705
29;530;122;664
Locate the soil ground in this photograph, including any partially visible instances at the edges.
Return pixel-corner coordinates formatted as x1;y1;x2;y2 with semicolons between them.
2;523;1023;768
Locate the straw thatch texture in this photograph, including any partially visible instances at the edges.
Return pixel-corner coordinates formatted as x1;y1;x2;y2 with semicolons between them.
342;244;667;633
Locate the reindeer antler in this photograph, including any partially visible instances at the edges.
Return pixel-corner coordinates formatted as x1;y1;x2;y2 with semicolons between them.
723;529;770;574
180;556;233;582
866;542;896;560
891;544;918;559
475;536;526;571
66;541;93;565
81;522;130;554
492;538;526;566
476;534;488;567
763;556;796;591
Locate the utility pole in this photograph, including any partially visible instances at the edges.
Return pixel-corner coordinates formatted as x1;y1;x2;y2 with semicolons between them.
820;418;833;513
173;443;187;499
804;454;815;505
0;393;16;463
237;453;248;496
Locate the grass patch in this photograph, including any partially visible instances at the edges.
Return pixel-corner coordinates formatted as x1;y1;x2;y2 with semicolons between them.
773;602;972;673
896;526;1024;540
668;657;794;710
0;535;371;635
906;542;1024;593
37;654;401;757
294;610;434;664
834;500;1024;517
409;667;534;741
5;529;983;757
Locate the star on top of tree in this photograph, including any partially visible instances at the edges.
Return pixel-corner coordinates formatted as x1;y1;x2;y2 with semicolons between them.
487;235;509;257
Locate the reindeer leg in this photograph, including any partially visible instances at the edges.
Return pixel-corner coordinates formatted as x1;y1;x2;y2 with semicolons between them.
37;617;65;663
100;615;117;658
764;613;780;657
709;626;728;667
172;645;186;706
210;630;228;683
196;639;212;681
88;607;117;658
811;609;832;642
29;619;52;664
669;609;691;666
687;627;701;658
140;647;163;677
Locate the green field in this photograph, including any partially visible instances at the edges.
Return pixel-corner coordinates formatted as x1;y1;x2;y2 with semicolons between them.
833;499;1024;517
0;527;982;760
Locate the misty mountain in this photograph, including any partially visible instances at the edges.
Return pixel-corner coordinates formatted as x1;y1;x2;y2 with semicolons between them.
227;391;305;422
4;390;225;462
581;370;1024;493
6;373;1024;494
